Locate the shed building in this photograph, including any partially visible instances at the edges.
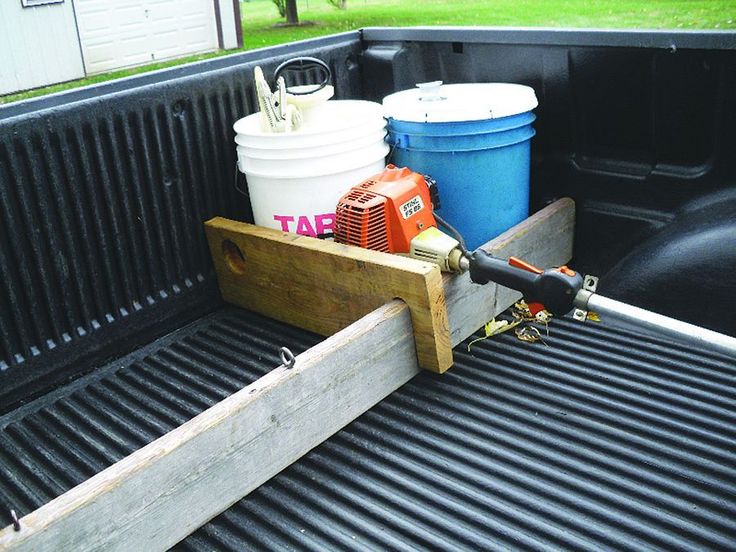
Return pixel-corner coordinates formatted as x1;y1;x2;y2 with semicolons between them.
0;0;242;95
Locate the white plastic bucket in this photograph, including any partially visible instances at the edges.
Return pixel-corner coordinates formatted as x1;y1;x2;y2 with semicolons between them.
246;158;387;237
233;100;389;237
234;100;385;148
238;139;388;175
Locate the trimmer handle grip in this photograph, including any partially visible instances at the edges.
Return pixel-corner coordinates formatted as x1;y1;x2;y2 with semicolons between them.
468;250;583;315
468;251;538;293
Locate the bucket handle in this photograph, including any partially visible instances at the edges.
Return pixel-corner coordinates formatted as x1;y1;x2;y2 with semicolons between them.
274;57;332;96
385;134;406;164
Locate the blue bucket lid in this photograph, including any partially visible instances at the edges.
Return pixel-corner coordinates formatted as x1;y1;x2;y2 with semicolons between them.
383;81;538;123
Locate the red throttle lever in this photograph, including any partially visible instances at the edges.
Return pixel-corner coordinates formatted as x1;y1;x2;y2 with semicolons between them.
508;257;546;315
467;250;584;316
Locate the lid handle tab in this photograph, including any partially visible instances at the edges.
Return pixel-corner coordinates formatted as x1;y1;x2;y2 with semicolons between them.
416;81;445;102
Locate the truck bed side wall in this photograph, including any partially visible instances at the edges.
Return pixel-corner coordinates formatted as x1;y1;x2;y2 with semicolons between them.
0;34;363;409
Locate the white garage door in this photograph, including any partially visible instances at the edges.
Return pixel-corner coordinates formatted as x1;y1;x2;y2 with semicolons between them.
74;0;218;75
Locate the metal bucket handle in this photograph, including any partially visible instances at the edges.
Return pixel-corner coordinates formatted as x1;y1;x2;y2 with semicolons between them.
274;57;332;96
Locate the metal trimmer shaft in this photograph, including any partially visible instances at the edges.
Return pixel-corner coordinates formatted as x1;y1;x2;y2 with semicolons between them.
466;249;736;358
575;290;736;359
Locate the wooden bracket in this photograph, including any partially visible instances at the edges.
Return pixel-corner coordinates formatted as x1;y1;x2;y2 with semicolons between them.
204;218;453;372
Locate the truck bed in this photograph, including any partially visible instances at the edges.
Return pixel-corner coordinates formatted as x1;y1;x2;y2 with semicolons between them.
2;310;733;550
182;317;736;551
1;27;735;550
0;308;320;515
168;319;736;551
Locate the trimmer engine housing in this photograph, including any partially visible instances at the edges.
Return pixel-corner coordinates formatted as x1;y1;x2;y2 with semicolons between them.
335;165;464;271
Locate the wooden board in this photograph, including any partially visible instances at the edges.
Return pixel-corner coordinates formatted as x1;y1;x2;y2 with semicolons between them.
204;218;453;373
0;199;575;552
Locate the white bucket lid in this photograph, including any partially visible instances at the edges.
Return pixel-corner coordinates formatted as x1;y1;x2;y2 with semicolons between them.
382;82;538;123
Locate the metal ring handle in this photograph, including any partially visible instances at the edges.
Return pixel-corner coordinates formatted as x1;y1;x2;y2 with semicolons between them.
10;509;20;532
273;57;332;95
279;347;296;369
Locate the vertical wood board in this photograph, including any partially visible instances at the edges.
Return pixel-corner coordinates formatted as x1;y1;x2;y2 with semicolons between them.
205;218;453;372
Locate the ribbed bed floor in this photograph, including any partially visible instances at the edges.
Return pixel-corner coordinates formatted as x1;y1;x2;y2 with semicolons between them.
1;310;734;551
0;307;321;518
176;317;736;552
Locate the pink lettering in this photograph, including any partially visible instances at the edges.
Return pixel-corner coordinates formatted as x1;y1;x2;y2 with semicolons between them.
295;215;317;237
315;213;335;236
273;215;294;232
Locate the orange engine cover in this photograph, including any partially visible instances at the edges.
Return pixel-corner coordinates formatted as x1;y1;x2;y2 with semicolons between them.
334;164;436;253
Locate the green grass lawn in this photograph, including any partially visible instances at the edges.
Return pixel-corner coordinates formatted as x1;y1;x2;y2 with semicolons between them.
241;0;736;50
2;0;734;104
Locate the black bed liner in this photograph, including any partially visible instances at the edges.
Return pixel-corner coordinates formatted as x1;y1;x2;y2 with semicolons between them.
0;307;320;517
177;317;736;552
2;308;733;550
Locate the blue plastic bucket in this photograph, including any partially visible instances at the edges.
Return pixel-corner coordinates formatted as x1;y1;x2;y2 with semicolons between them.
384;83;537;250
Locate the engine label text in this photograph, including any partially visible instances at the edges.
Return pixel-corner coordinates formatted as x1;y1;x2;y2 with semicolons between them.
400;195;424;219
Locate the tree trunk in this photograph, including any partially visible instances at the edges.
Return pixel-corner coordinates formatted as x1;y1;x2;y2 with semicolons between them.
285;0;299;24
